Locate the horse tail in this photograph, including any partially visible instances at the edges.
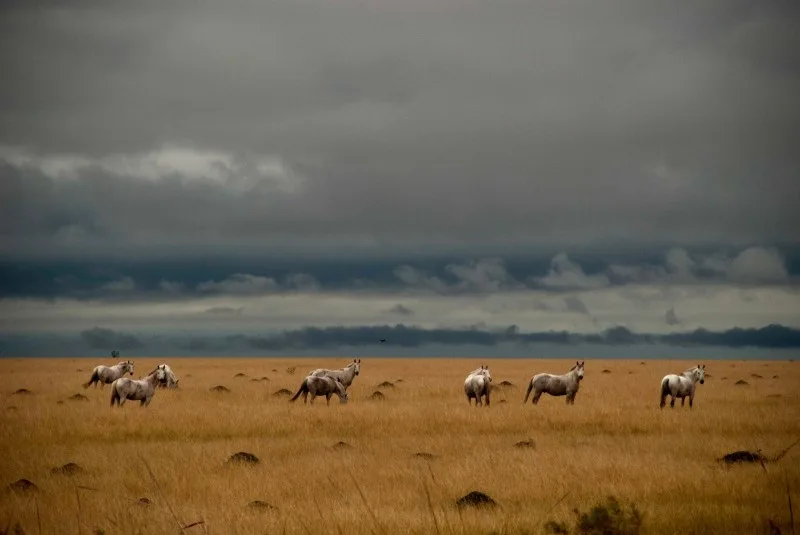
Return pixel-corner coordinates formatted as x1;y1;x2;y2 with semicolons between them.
659;377;670;408
83;369;99;389
523;377;534;404
289;379;307;403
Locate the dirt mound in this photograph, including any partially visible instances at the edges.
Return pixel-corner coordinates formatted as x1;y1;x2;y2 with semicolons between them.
272;369;278;372
247;500;277;510
498;399;508;403
395;379;404;383
9;479;37;493
6;406;18;411
332;441;353;450
210;385;230;393
227;452;260;465
250;377;270;382
412;452;438;460
721;377;728;380
719;450;767;464
455;491;497;509
514;439;536;449
773;375;779;379
751;374;763;379
640;361;646;365
136;497;152;506
51;463;84;476
76;368;83;372
56;400;65;405
369;391;386;401
735;380;749;386
602;369;612;374
13;389;32;395
376;381;395;388
272;389;292;397
767;394;782;398
285;367;296;375
234;373;248;378
497;380;514;387
69;394;89;402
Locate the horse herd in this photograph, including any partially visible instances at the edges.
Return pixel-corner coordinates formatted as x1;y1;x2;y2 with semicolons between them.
80;357;707;409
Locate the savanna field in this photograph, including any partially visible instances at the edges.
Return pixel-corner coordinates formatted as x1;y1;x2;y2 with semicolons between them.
1;358;799;535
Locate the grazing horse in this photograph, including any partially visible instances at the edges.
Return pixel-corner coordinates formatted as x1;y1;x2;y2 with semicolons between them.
660;364;705;409
289;375;349;405
464;365;492;406
524;361;585;405
308;359;361;391
83;360;135;389
110;365;166;407
155;363;179;388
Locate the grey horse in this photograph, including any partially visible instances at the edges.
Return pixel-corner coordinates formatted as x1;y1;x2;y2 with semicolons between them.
110;365;166;407
307;358;361;391
155;363;179;388
524;361;585;405
660;364;705;409
84;360;135;389
464;365;492;406
289;375;349;405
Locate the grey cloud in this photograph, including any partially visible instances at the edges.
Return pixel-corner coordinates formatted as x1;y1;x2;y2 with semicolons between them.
204;306;243;316
564;295;589;315
1;1;798;259
445;258;521;292
197;273;280;294
665;306;680;326
533;254;611;291
283;273;321;292
384;304;414;316
159;280;186;294
100;277;135;292
80;327;144;350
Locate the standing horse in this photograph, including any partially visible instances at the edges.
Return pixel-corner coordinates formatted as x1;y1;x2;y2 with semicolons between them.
524;361;585;405
464;365;492;406
83;360;135;389
660;364;705;409
155;363;179;388
289;375;349;405
110;365;166;407
308;359;361;391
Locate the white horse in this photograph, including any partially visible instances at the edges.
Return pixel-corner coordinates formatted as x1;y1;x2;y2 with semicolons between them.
660;364;705;409
83;360;135;389
308;359;361;391
289;375;349;405
155;363;179;388
464;365;492;406
524;361;585;405
110;365;166;407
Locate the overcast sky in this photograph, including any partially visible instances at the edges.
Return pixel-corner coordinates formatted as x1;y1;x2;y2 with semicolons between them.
1;1;798;357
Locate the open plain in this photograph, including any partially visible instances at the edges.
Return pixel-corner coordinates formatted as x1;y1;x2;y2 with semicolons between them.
1;358;799;534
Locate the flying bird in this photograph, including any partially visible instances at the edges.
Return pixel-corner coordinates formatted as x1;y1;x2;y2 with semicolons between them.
379;339;387;343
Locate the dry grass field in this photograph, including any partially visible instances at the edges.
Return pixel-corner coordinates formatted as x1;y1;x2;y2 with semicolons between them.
1;357;799;535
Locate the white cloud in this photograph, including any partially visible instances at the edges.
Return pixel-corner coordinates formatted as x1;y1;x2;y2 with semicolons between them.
445;257;522;292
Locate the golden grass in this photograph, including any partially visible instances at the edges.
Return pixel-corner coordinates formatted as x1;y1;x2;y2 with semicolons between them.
1;357;799;534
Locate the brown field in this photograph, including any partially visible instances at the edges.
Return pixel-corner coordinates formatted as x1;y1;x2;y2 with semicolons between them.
1;357;799;535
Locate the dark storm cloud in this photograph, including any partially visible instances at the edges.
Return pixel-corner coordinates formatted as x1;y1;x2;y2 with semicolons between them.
80;327;144;350
1;1;799;259
3;323;799;357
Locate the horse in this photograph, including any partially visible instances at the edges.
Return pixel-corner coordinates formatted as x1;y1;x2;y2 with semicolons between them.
110;365;166;407
307;358;361;391
660;364;705;409
289;375;349;405
524;361;585;405
155;363;179;388
83;360;135;389
464;365;492;406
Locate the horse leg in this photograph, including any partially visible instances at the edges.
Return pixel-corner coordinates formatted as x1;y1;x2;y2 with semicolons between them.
670;395;675;408
119;397;126;407
681;397;685;407
326;393;332;406
310;393;316;404
532;390;542;404
485;391;490;407
689;393;694;409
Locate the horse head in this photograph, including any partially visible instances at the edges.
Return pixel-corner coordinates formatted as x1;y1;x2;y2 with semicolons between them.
574;361;585;381
154;365;167;383
696;364;705;384
351;358;361;376
123;361;135;376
